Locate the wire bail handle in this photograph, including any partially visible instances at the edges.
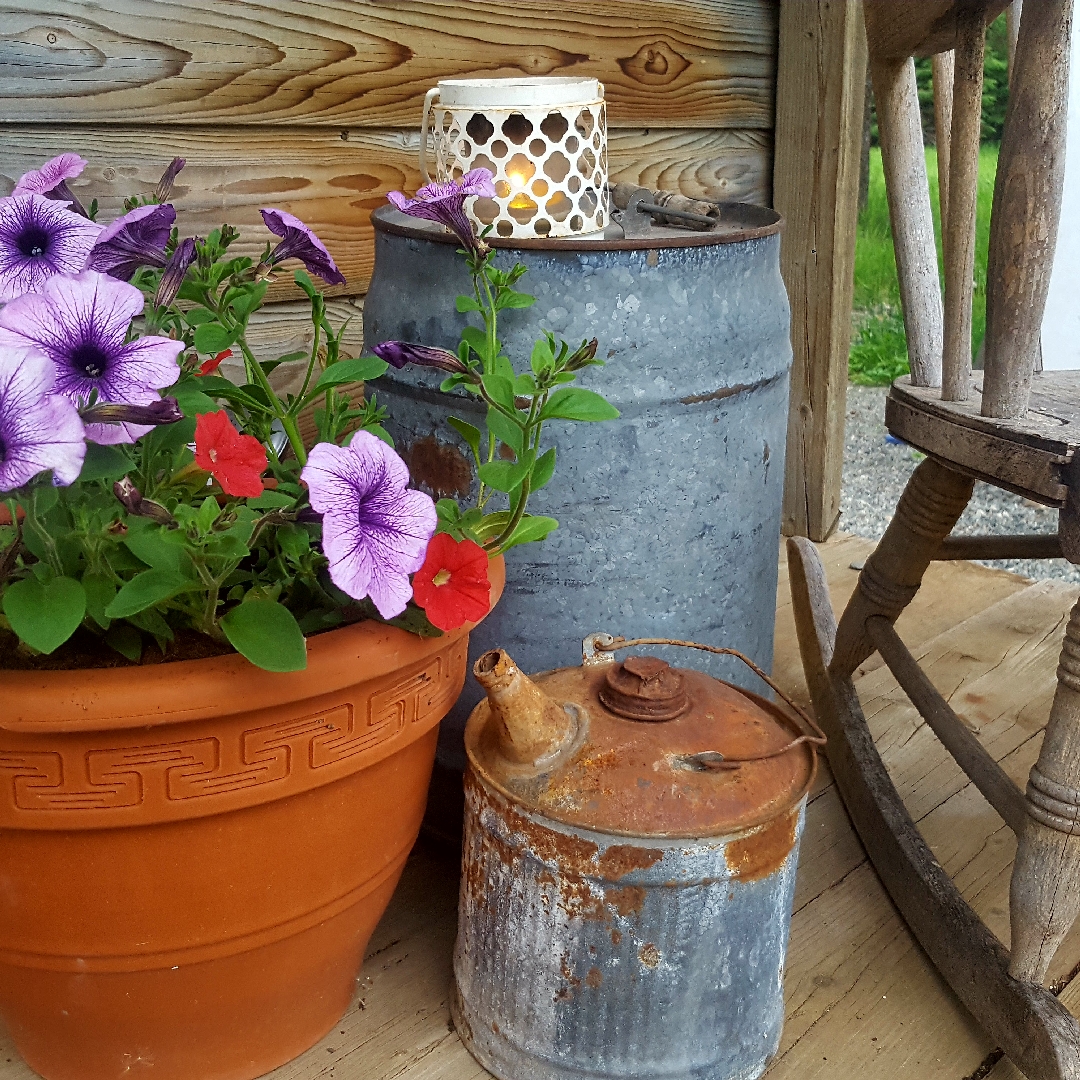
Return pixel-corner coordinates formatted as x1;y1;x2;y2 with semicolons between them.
581;632;826;769
419;86;440;185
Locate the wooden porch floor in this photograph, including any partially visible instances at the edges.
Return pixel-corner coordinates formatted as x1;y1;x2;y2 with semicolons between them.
3;534;1079;1080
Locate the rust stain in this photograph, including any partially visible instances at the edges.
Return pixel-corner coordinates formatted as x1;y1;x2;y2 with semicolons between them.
611;928;623;945
597;843;663;879
402;435;473;499
724;808;798;882
605;885;646;918
558;876;607;921
585;966;603;989
639;942;660;968
679;381;758;406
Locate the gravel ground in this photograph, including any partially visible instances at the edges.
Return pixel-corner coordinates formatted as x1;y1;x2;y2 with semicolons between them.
840;385;1079;584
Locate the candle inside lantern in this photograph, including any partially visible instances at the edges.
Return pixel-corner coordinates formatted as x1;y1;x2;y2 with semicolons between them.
507;164;532;209
420;77;608;238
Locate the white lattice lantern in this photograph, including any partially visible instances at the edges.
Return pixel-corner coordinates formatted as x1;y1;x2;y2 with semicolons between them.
420;77;608;240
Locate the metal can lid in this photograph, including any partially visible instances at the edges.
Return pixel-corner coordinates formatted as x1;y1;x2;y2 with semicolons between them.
465;660;816;839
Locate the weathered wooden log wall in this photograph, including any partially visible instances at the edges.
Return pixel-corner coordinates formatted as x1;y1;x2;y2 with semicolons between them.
0;0;778;310
3;0;871;542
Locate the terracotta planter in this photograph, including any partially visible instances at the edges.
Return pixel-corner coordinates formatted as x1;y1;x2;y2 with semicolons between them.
0;557;504;1080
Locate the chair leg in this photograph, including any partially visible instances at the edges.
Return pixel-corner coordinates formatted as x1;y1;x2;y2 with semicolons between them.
832;456;974;678
1011;600;1080;984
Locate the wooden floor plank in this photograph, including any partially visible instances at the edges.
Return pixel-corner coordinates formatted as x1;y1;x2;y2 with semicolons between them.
3;536;1078;1080
773;534;1030;709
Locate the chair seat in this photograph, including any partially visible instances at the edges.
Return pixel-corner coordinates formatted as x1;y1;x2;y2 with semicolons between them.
885;372;1080;506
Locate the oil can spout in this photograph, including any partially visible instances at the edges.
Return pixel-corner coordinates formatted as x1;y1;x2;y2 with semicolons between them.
474;649;576;766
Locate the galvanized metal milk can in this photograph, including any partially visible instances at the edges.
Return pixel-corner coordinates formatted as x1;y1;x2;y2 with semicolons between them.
453;633;822;1080
363;203;791;776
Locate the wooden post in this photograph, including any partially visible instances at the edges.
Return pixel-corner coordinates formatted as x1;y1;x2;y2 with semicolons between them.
776;0;868;541
982;0;1073;418
932;51;955;232
871;55;944;388
941;7;986;402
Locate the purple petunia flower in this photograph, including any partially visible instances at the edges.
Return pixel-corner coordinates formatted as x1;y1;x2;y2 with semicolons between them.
372;341;468;374
0;194;102;302
154;236;197;307
260;209;346;286
13;154;89;216
387;169;495;256
0;341;86;492
300;431;437;619
86;203;176;281
0;270;184;445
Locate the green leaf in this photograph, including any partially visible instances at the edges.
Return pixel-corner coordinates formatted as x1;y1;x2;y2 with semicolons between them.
193;323;236;355
195;495;220;534
105;569;194;619
461;326;492;364
539;387;620;422
123;521;187;573
144;414;196;456
220;598;307;672
293;270;318;298
495;289;535;310
83;571;117;630
276;523;311;562
312;356;389;392
230;281;269;317
513;372;537;396
530;338;555;375
247;490;295;509
171;379;220;418
105;622;143;662
447;416;482;462
478;458;531;493
482;373;516;413
531;446;556;491
486;405;523;454
126;607;174;649
3;576;86;653
455;295;482;313
501;514;558;550
78;443;133;484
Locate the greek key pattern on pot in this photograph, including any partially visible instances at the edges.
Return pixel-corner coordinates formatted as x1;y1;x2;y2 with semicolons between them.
0;647;463;824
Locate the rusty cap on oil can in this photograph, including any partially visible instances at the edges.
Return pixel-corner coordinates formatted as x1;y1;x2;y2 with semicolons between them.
464;639;817;839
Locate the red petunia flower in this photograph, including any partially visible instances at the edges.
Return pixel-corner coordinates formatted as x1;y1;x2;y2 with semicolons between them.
193;410;266;497
199;348;232;376
412;533;491;631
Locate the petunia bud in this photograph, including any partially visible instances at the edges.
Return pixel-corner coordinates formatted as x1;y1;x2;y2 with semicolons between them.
82;397;183;427
113;476;177;526
154;237;197;307
565;337;599;371
372;341;469;374
155;157;186;203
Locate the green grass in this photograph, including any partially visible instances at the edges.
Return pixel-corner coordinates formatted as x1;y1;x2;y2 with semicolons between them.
849;145;999;385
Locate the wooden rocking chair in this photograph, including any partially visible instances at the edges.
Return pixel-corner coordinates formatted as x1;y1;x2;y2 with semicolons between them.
787;2;1080;1077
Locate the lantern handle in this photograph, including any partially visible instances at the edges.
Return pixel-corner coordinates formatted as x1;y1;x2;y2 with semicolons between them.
583;633;827;768
419;86;440;185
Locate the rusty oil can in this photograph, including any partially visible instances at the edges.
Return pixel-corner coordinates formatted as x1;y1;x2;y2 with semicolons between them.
452;634;821;1080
